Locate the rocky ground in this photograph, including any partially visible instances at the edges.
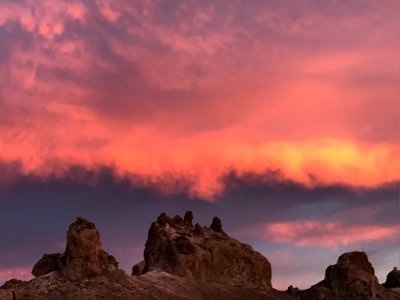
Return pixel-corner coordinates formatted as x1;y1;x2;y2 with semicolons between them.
1;212;399;300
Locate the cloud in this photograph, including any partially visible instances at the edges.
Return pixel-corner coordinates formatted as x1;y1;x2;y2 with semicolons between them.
0;267;32;284
0;0;398;198
257;221;399;248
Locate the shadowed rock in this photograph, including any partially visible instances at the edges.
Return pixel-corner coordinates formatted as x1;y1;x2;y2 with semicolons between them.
132;261;145;275
184;211;193;226
300;251;394;300
210;217;223;233
142;212;272;288
384;267;400;289
32;253;59;277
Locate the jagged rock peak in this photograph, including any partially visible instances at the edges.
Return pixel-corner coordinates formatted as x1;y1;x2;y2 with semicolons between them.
63;217;118;280
69;216;97;232
210;216;224;233
31;217;118;281
335;251;375;275
384;267;400;289
301;251;388;299
184;211;193;226
142;211;272;288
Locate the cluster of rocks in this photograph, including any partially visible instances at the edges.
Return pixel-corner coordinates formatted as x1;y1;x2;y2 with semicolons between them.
0;212;399;300
137;211;272;288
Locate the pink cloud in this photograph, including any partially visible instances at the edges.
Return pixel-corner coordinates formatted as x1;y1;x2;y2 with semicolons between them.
0;267;32;282
245;221;400;248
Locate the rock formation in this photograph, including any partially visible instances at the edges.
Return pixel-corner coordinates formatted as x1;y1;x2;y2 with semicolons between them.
141;211;272;288
300;251;400;300
0;215;292;300
1;215;400;300
31;217;118;280
132;261;145;275
384;267;400;289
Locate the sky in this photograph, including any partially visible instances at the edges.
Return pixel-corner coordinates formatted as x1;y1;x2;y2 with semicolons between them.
0;0;399;290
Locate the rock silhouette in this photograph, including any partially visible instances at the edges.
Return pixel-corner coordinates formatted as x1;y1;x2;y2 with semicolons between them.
384;267;400;289
31;253;59;277
299;251;400;300
0;215;399;300
142;211;272;288
30;217;118;281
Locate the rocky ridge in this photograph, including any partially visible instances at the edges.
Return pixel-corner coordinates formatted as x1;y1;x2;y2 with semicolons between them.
0;212;399;300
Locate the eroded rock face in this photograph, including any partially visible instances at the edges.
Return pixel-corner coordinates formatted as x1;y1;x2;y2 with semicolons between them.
61;217;118;280
142;211;272;288
301;251;390;299
384;267;400;289
31;217;118;280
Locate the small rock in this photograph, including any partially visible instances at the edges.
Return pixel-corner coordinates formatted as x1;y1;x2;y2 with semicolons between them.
210;217;223;233
384;267;400;289
132;261;145;276
194;223;202;235
173;215;183;224
183;211;193;226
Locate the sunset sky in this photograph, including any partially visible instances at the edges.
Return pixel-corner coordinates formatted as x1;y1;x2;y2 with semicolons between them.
0;0;399;289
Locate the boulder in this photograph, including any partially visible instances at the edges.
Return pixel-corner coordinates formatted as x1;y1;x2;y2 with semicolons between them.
32;253;59;277
384;267;400;289
142;211;272;288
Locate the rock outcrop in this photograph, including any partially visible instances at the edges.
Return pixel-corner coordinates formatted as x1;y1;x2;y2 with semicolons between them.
142;211;272;288
2;215;400;300
61;217;118;280
32;253;59;277
384;267;400;289
132;261;145;275
31;217;118;280
300;251;399;300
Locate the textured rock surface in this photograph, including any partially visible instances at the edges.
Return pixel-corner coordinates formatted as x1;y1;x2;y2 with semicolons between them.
132;260;145;275
384;268;400;289
31;217;118;280
300;251;400;300
0;271;294;300
3;216;400;300
142;211;272;288
61;217;118;280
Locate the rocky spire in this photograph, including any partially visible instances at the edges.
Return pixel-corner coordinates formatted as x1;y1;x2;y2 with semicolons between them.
31;217;118;280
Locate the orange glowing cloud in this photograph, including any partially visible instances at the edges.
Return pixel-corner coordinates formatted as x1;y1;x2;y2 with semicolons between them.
0;0;399;198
